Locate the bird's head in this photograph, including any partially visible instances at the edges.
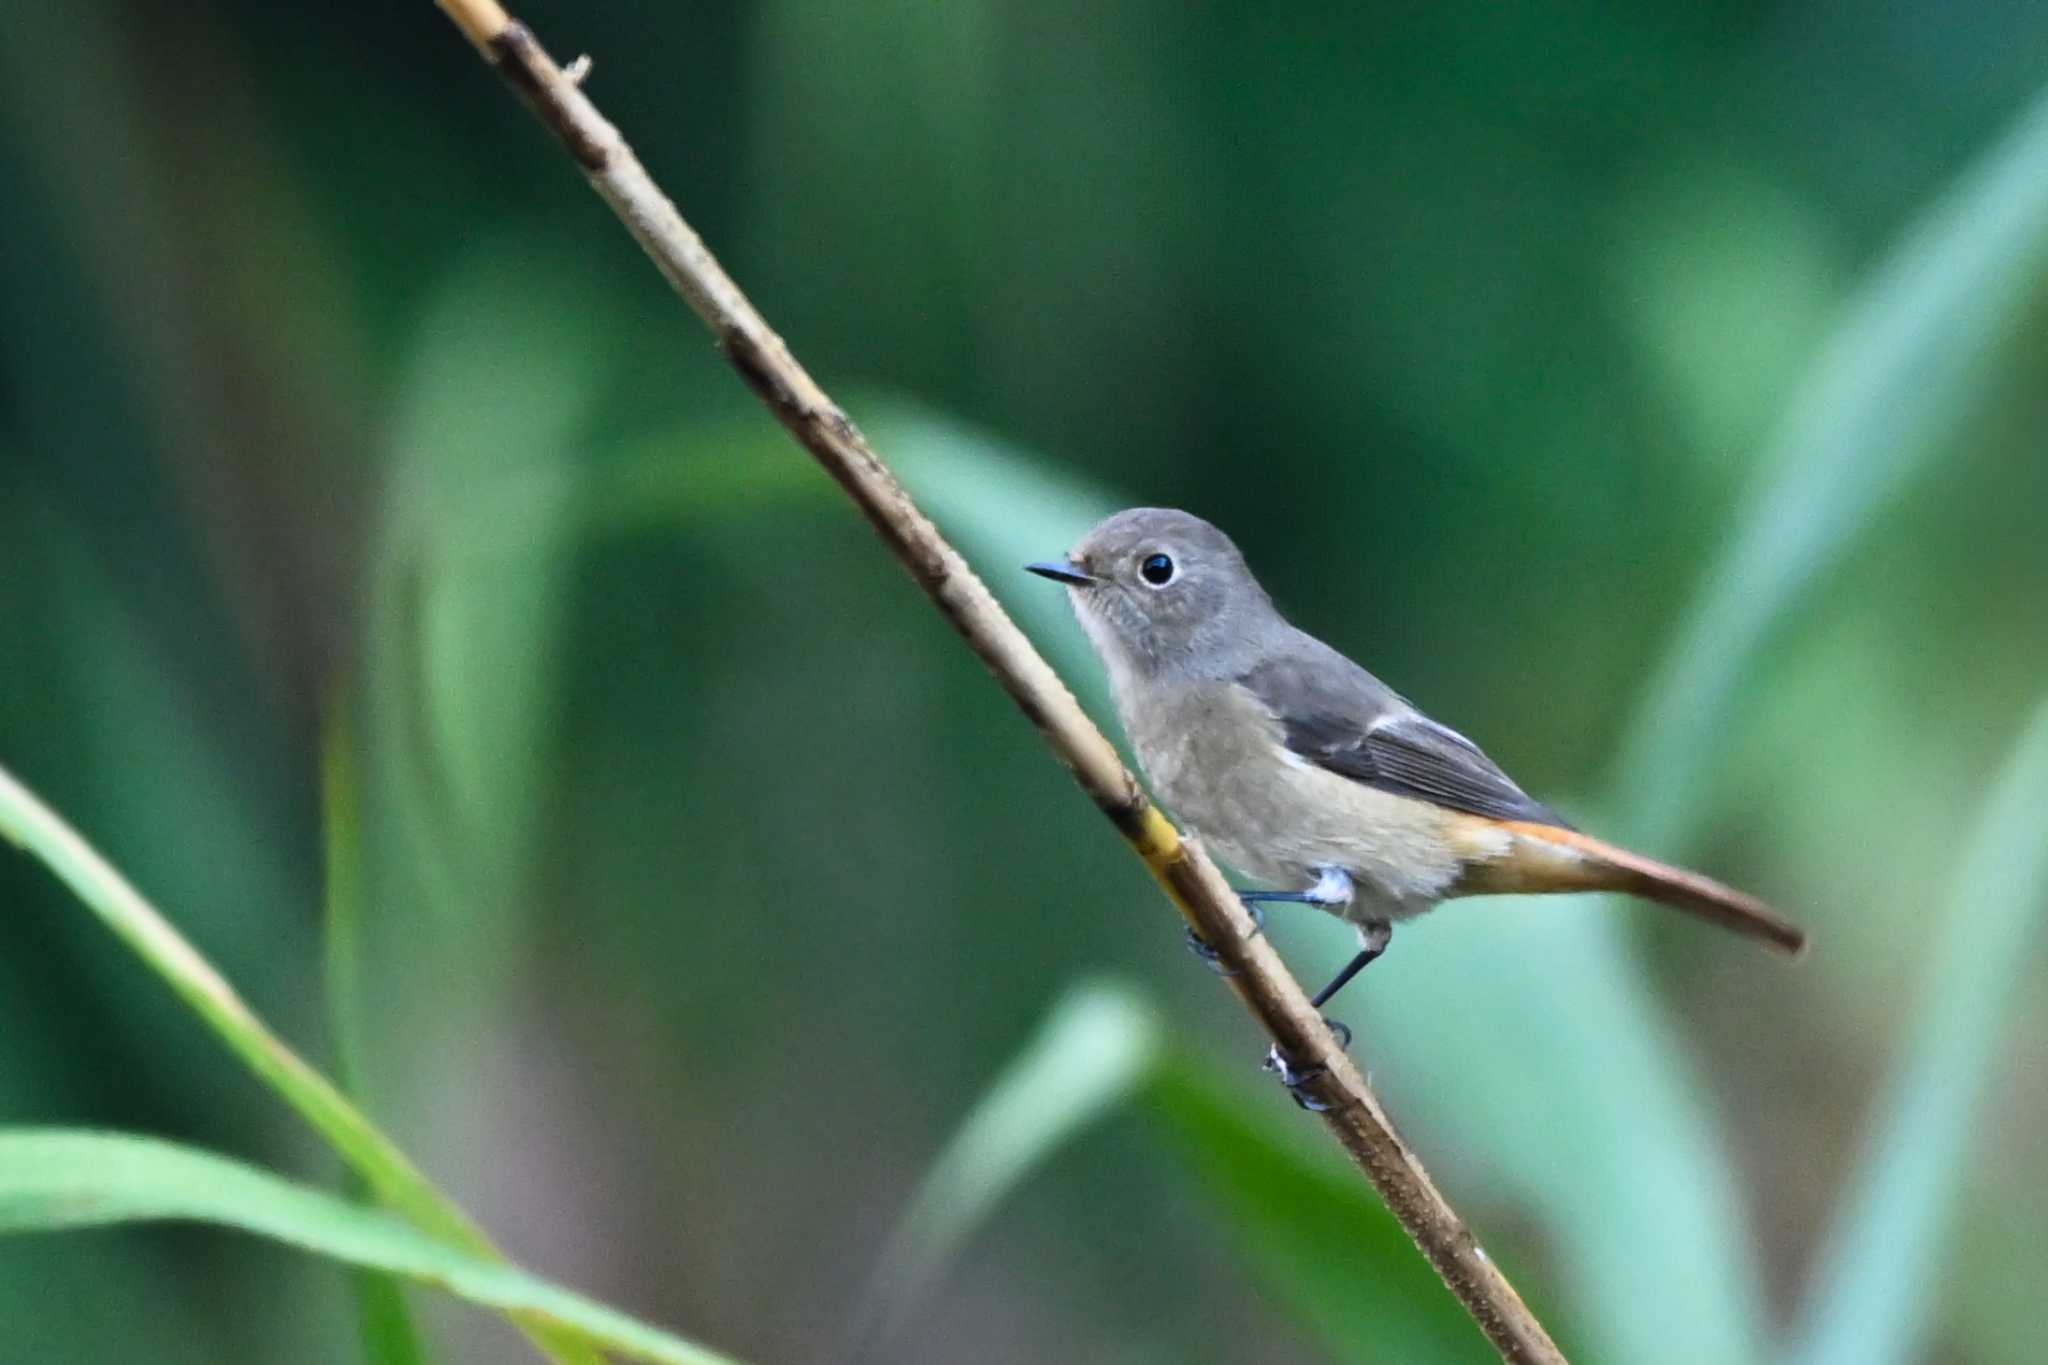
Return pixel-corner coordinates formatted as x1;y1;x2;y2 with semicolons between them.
1027;507;1278;682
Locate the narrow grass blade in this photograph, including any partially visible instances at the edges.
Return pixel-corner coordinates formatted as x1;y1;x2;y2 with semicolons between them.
1786;699;2048;1365
850;982;1161;1355
351;1276;431;1365
0;760;604;1365
0;1130;743;1365
323;709;433;1365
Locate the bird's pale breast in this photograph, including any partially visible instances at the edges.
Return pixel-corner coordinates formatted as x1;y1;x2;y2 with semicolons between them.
1121;679;1473;921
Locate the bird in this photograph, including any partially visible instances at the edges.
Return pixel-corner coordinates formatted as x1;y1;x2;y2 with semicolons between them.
1027;507;1806;1019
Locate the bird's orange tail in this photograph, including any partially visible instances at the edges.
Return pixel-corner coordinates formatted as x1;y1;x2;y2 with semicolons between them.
1461;819;1808;957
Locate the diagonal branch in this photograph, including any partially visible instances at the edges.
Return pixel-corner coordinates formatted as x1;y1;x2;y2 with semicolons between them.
429;4;1566;1360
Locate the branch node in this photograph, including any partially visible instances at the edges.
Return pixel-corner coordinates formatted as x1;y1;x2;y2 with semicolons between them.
488;24;610;171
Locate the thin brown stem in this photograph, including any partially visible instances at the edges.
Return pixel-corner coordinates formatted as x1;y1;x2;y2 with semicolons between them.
429;4;1567;1360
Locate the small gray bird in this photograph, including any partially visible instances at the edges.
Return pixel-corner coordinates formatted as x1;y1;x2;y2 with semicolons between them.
1028;507;1806;1011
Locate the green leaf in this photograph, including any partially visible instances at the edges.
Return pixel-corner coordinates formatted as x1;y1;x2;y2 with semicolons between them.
0;760;603;1365
368;242;602;930
1786;698;2048;1365
853;980;1534;1365
1615;84;2048;847
1353;83;2048;1365
0;1129;744;1365
851;981;1161;1354
873;402;1122;712
1146;1061;1495;1364
1348;900;1769;1365
351;1274;432;1365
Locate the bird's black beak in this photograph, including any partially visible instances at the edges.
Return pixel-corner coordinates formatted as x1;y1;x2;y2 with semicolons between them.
1025;559;1095;587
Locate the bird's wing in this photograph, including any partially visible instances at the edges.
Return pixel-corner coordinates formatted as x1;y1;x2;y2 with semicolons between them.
1237;641;1573;829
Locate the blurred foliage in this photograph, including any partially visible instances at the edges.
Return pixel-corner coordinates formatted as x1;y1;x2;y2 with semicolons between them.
3;2;2048;1363
1790;700;2048;1365
0;1130;736;1364
855;982;1491;1364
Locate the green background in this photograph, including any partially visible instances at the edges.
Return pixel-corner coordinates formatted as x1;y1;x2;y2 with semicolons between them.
3;2;2046;1362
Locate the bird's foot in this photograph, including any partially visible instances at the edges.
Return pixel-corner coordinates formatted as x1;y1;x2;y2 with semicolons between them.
1262;1018;1352;1111
1183;924;1234;975
1263;1044;1332;1111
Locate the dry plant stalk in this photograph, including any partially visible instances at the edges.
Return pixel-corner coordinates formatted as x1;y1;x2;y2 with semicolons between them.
430;3;1566;1360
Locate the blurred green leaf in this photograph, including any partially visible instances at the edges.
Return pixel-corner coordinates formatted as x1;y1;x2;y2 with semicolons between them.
369;243;603;928
0;759;603;1365
0;1129;745;1365
1351;898;1769;1365
1351;81;2048;1365
853;981;1161;1355
1787;698;2048;1365
14;488;307;1065
1616;83;2048;846
352;1276;431;1365
585;418;826;537
322;712;432;1365
877;401;1120;701
1609;156;1842;464
857;977;1534;1364
1146;1061;1492;1364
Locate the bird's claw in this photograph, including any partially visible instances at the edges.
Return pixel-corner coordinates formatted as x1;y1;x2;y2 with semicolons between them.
1262;1017;1352;1111
1184;903;1266;974
1263;1045;1330;1110
1183;924;1237;975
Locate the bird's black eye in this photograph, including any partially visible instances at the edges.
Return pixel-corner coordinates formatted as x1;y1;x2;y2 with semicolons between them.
1139;553;1175;586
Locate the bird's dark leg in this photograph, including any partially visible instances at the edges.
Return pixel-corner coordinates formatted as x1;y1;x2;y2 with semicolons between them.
1310;919;1393;1010
1265;919;1389;1110
1239;865;1355;913
1237;889;1320;908
1186;866;1354;971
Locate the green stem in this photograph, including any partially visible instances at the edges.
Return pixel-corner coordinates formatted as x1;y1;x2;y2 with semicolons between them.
323;701;432;1365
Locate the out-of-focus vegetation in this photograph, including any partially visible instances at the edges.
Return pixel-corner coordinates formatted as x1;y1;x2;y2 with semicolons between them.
3;2;2047;1362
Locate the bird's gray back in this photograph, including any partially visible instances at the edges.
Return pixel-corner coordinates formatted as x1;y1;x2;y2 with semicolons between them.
1234;626;1410;723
